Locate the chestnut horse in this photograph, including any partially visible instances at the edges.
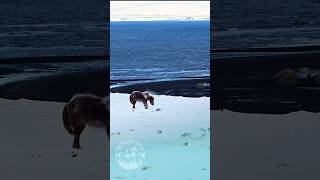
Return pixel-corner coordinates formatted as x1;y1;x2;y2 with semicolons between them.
129;91;154;109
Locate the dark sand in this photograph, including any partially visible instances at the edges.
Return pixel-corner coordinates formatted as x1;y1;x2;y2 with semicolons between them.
0;67;208;102
212;52;320;113
0;69;108;102
111;77;210;97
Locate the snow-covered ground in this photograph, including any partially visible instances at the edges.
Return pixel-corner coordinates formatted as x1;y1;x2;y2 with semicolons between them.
110;93;210;180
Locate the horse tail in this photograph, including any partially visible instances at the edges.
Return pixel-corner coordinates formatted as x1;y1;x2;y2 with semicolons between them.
129;94;134;104
62;105;74;135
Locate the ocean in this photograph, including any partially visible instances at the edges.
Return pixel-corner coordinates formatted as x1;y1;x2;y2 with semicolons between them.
213;0;320;57
0;0;108;59
0;0;108;86
110;21;210;83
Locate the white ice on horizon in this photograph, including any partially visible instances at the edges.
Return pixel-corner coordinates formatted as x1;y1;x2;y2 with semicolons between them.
110;1;210;22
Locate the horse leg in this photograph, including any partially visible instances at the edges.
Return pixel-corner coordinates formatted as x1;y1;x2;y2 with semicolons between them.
133;101;136;109
106;127;110;140
72;124;86;149
143;101;148;109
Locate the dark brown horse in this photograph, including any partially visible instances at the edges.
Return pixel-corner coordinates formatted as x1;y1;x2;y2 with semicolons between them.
62;94;109;149
129;91;154;109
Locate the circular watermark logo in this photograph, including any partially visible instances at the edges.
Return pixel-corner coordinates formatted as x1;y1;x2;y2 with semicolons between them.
115;139;146;170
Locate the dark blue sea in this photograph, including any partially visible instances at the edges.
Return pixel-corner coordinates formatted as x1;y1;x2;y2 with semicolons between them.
110;21;210;82
0;0;108;85
213;0;320;58
0;0;108;58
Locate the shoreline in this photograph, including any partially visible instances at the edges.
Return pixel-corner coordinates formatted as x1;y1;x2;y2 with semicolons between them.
111;77;210;98
0;69;109;103
0;68;209;102
213;51;320;113
0;55;108;64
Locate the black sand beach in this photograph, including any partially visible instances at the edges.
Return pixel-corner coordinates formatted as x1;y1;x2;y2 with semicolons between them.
0;0;110;179
111;77;210;97
212;51;320;113
0;67;108;103
0;57;208;103
0;55;109;102
212;49;320;180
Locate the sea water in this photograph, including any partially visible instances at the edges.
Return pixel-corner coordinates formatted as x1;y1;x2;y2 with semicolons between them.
110;21;210;82
0;0;108;84
0;0;107;59
213;0;320;57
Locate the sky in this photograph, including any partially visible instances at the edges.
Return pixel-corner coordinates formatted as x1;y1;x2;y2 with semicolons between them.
110;1;210;21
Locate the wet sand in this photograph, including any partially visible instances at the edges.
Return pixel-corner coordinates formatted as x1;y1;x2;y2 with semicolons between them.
111;77;210;98
0;69;109;102
212;52;320;112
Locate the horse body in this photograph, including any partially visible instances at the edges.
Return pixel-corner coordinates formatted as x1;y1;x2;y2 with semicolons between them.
129;91;154;109
63;94;109;149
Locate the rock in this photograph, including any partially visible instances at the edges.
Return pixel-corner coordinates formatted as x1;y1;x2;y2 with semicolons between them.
296;67;311;82
310;69;320;84
141;166;151;170
272;69;297;86
72;154;78;158
181;132;191;137
277;163;288;168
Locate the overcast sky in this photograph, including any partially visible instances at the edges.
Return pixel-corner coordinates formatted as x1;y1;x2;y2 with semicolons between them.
110;1;210;21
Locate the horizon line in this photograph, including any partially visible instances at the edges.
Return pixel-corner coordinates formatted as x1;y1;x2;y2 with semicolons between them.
110;19;210;22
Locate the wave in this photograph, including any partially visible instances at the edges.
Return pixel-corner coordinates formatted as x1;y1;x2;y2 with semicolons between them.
0;55;108;64
213;44;320;53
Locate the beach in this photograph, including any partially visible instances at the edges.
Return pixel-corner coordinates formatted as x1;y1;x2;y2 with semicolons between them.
213;110;320;180
212;50;320;112
0;0;111;179
111;77;210;98
110;93;210;180
0;57;110;179
211;45;320;180
0;62;209;179
0;98;108;179
0;64;108;102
